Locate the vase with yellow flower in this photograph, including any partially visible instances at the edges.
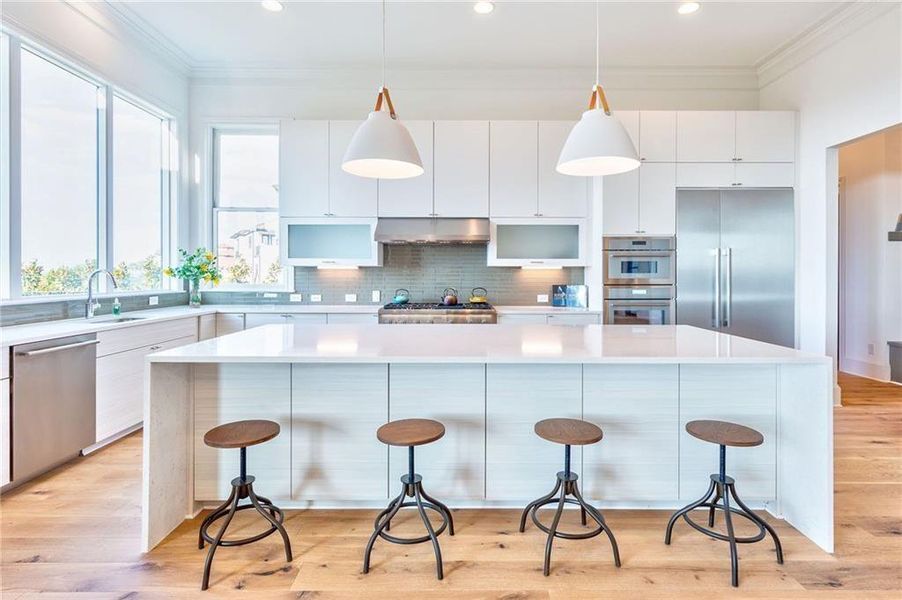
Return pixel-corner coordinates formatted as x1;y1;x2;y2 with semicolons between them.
164;248;222;308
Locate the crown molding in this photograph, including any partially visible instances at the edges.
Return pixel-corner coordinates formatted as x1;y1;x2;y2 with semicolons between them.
190;64;760;91
756;1;900;88
84;0;194;76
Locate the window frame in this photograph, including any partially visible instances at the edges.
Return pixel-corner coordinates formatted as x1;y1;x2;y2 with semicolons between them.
0;32;176;300
207;123;292;292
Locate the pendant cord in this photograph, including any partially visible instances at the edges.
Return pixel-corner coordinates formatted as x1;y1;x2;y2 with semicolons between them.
381;0;386;89
594;0;600;87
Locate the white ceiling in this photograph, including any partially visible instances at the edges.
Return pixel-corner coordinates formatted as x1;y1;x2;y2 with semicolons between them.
109;1;846;72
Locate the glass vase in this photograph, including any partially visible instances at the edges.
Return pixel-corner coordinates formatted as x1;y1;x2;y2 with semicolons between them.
189;279;202;308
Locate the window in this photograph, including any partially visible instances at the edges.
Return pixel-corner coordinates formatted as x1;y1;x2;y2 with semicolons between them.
0;35;173;299
213;128;287;289
20;48;100;295
112;95;165;291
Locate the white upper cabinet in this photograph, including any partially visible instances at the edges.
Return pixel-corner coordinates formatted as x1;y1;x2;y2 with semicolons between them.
735;111;795;162
378;120;434;217
279;120;329;217
602;170;639;235
489;121;538;217
638;162;676;235
676;163;736;187
603;163;675;235
614;111;640;155
328;121;377;216
676;111;736;162
734;162;795;187
639;111;677;162
538;121;588;218
433;121;489;217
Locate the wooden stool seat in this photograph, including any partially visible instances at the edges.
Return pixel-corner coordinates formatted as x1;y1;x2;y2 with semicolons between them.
376;418;445;447
534;418;603;446
686;419;764;447
204;420;280;449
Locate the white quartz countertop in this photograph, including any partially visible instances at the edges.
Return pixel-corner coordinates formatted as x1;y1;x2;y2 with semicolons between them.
0;303;597;347
148;323;829;365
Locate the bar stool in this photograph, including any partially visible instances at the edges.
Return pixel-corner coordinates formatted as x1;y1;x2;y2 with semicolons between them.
519;418;621;576
198;419;292;591
363;418;454;580
665;419;784;587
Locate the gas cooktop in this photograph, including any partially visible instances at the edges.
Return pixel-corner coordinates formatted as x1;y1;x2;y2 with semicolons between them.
381;302;494;311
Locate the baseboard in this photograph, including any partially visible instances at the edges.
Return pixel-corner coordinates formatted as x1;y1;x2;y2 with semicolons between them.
840;358;891;382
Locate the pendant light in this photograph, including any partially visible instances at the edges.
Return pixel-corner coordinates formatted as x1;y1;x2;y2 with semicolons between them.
342;0;423;179
556;1;640;177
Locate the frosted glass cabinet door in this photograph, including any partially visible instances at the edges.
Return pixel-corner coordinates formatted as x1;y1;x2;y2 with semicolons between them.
281;219;381;266
328;121;378;217
433;121;489;217
378;120;434;217
279;120;329;217
488;219;585;267
489;121;538;217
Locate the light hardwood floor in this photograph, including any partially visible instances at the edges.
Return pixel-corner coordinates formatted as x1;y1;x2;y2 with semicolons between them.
1;373;899;599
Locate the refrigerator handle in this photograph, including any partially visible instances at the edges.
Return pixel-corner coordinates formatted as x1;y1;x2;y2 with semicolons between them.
713;248;721;328
724;248;733;327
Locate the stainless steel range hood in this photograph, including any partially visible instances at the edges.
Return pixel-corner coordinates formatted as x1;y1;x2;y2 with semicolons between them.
374;218;490;244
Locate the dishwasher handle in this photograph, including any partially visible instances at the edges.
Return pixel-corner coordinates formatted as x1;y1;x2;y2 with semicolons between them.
15;339;100;357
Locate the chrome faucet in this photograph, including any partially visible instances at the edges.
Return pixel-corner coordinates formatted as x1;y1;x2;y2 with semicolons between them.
85;269;119;319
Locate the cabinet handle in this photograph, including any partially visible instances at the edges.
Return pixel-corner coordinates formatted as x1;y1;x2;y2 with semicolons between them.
281;314;293;319
16;339;100;356
529;260;545;264
640;157;647;161
149;345;162;351
735;157;743;161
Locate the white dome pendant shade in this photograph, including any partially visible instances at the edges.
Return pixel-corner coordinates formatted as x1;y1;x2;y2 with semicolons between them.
557;86;640;177
342;87;423;180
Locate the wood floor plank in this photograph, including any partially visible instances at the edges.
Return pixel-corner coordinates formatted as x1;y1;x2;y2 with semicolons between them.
1;371;899;597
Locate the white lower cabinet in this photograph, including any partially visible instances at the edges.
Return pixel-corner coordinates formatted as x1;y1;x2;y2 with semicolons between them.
96;334;197;443
486;364;582;501
582;365;679;501
497;314;549;325
546;313;600;326
245;313;327;328
678;365;777;501
389;364;485;500
292;364;388;501
326;313;378;324
215;313;245;336
0;378;9;486
194;364;292;501
198;314;217;341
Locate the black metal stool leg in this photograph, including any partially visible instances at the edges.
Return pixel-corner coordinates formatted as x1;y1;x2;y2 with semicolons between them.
542;489;568;576
420;486;455;536
728;483;784;564
414;483;444;580
665;479;716;544
363;485;405;574
201;491;240;591
722;483;740;587
199;486;237;550
708;482;722;527
519;479;561;533
247;486;293;562
571;484;621;567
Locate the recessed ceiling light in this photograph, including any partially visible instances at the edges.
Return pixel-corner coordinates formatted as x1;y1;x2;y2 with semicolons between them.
473;1;495;15
261;0;284;12
678;2;700;15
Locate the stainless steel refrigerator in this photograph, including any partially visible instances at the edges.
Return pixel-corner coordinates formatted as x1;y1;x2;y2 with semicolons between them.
676;189;795;347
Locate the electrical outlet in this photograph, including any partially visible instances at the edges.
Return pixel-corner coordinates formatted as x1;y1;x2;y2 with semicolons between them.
345;294;357;303
537;294;549;303
289;293;303;302
148;296;159;306
310;294;322;303
371;290;381;303
868;343;875;356
262;292;278;299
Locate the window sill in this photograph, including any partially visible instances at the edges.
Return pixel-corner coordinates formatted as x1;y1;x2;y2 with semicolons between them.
0;290;184;308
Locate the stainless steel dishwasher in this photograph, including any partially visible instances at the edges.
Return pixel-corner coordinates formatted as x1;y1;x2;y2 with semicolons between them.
12;333;97;483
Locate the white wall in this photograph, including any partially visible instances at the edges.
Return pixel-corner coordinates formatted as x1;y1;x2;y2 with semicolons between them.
1;0;192;249
839;127;902;380
759;4;902;366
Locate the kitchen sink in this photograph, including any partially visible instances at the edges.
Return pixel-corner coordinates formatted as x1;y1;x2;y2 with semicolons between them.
100;317;146;323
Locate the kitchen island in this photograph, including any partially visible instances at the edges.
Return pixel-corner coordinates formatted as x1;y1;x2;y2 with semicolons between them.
142;324;833;554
